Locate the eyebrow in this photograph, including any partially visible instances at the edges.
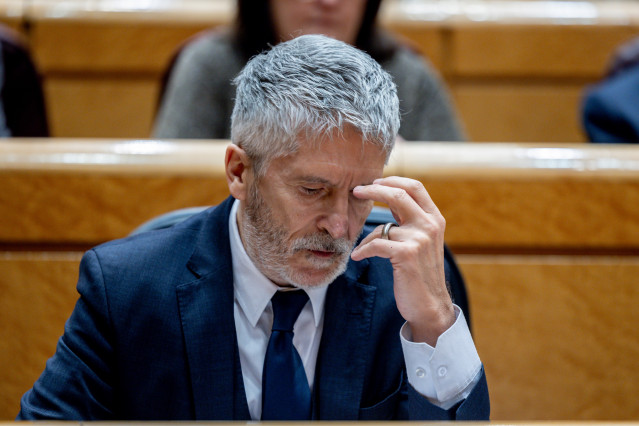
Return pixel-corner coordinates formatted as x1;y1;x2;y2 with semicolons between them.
296;176;335;186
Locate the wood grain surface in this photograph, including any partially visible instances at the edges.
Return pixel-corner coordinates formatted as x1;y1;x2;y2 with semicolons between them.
1;140;638;419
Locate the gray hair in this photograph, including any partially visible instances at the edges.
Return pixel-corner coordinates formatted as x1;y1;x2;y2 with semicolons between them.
230;34;400;176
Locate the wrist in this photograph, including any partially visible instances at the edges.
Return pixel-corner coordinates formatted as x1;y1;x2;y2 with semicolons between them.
408;304;456;346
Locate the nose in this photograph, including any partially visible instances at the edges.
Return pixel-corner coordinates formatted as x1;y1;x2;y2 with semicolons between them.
319;195;349;240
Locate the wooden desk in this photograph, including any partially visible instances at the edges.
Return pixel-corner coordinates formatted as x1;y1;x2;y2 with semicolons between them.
1;139;639;420
5;0;639;141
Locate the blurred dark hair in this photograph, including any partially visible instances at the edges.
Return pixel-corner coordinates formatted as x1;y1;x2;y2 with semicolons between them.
233;0;397;63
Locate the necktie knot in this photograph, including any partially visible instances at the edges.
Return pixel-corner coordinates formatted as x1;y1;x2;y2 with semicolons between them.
271;290;309;332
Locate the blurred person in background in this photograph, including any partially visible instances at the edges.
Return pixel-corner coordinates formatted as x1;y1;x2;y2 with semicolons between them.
0;25;49;137
581;36;639;143
154;0;465;142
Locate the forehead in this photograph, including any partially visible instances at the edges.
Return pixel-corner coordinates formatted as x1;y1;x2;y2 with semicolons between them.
269;129;387;181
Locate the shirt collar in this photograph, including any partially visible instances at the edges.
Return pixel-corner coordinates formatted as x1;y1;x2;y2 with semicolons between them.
228;199;328;328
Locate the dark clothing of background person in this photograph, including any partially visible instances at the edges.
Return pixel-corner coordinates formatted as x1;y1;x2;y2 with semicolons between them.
581;36;639;143
0;25;49;137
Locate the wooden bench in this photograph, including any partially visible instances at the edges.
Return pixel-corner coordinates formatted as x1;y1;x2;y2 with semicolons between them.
1;139;638;420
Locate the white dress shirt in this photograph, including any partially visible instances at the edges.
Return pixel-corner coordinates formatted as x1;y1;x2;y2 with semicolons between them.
228;200;482;420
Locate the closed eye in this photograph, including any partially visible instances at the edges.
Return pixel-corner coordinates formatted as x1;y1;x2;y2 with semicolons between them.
300;187;322;195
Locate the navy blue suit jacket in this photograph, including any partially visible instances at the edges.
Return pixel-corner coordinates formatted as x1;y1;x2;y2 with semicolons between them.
582;65;639;143
18;197;489;420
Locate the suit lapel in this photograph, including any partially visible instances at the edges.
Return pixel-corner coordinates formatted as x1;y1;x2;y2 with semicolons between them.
175;197;250;420
313;260;376;420
173;197;378;420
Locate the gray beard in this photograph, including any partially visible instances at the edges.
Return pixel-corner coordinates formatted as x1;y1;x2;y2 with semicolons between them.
240;183;356;289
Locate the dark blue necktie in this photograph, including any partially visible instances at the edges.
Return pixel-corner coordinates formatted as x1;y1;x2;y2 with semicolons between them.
261;290;311;420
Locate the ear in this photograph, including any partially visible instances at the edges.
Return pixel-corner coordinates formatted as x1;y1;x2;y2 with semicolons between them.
225;144;251;200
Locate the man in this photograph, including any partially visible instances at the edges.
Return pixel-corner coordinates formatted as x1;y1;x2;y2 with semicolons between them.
18;35;489;420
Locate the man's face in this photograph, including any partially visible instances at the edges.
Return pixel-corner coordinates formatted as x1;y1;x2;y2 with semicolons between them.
238;129;386;289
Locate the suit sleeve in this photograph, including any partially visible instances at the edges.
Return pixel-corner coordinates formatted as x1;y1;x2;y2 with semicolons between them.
17;250;115;420
403;247;489;419
407;367;490;420
386;49;466;142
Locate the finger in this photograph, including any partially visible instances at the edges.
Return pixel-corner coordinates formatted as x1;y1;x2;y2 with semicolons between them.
356;222;402;248
373;176;441;217
353;184;429;225
356;224;385;247
351;236;398;261
352;223;418;261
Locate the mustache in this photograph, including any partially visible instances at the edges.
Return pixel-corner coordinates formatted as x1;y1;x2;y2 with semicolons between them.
290;232;354;254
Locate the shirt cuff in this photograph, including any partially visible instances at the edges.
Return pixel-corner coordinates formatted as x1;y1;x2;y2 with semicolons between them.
399;305;482;409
